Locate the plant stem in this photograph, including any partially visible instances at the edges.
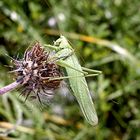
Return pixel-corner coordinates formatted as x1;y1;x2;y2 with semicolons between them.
0;81;20;95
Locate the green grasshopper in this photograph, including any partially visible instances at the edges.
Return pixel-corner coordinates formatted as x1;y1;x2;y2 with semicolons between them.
45;36;101;125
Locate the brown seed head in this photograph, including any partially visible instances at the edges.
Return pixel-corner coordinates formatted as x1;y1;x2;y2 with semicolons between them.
12;42;62;101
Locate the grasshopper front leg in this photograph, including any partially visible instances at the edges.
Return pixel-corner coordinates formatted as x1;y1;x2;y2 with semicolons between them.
45;44;88;75
45;44;102;75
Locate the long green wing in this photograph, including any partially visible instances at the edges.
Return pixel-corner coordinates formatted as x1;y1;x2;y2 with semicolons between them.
56;36;98;125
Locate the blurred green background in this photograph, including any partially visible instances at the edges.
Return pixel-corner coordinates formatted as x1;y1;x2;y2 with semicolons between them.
0;0;140;140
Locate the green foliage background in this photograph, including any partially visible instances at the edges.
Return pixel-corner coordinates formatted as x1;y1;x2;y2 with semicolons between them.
0;0;140;140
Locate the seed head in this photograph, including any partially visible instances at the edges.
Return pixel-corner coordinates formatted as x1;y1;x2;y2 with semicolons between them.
12;42;62;102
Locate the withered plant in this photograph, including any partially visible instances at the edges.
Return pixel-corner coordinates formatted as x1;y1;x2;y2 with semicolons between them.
0;42;62;103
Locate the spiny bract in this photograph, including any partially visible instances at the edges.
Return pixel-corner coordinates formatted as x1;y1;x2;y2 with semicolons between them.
12;42;62;102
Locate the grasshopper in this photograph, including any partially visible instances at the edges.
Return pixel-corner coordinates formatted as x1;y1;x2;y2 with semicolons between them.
45;36;101;125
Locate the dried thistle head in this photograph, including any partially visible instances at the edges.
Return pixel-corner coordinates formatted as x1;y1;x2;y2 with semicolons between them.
12;42;62;102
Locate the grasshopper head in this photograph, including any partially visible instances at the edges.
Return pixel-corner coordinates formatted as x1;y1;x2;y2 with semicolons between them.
54;36;72;50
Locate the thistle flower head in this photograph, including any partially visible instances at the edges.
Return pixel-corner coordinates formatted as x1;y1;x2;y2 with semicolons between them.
13;42;62;101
